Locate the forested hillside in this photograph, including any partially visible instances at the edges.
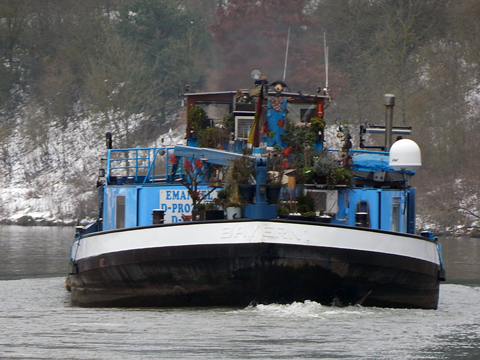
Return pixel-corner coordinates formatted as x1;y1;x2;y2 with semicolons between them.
1;0;479;234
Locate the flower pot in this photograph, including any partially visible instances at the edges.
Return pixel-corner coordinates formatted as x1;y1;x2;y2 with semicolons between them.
238;184;255;203
226;207;242;219
266;184;282;204
313;175;327;184
191;210;224;221
235;103;255;111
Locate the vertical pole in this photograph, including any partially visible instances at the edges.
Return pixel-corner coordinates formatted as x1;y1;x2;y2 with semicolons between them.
283;27;290;82
324;32;329;91
254;82;265;147
384;94;395;151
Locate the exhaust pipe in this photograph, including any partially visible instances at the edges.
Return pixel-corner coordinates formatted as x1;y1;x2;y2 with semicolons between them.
384;94;395;151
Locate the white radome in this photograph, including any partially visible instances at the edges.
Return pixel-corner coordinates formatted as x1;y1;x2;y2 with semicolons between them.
389;139;422;171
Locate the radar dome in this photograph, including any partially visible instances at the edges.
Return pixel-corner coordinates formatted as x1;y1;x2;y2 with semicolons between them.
389;139;421;171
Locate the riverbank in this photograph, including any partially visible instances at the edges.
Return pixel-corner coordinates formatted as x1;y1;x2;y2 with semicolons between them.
0;215;90;227
2;213;479;238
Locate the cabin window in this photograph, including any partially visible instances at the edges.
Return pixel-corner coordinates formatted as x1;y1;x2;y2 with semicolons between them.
287;103;317;125
116;195;126;229
392;198;400;232
235;116;255;140
206;103;230;123
195;102;231;126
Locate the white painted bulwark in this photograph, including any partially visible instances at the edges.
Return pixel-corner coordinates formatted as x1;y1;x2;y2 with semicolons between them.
72;221;440;265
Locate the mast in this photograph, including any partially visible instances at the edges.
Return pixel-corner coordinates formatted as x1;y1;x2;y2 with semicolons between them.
324;32;329;94
283;27;291;82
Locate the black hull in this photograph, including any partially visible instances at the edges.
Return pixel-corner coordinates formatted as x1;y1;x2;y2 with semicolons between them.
69;242;440;309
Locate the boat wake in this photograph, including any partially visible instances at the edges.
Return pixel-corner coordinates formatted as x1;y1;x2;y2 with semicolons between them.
239;299;374;319
238;284;480;322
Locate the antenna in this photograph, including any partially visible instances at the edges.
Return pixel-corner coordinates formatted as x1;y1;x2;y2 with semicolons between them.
283;27;291;82
324;32;329;95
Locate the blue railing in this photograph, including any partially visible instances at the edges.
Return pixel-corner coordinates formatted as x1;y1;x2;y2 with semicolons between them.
106;147;175;184
327;149;389;155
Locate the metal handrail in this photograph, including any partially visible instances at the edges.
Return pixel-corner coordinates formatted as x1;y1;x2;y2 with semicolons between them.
106;147;172;183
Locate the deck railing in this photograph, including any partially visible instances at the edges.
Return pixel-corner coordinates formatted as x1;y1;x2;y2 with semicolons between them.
106;147;176;184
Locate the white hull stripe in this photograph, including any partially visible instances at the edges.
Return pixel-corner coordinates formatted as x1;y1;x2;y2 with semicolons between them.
72;221;440;264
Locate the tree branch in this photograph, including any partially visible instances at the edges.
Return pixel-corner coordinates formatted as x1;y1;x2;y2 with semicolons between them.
458;206;480;219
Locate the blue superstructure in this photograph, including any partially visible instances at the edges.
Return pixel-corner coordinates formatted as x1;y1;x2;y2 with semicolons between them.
87;88;418;237
97;152;416;232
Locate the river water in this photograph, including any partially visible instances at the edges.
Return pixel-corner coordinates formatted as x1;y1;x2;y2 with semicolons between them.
0;225;479;359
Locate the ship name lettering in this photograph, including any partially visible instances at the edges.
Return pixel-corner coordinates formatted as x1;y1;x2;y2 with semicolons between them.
220;225;292;239
165;190;189;201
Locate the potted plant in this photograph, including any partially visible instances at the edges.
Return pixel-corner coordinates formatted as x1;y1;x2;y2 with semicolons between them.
309;117;326;141
181;158;223;221
281;123;316;185
277;205;289;218
191;202;224;221
281;123;316;157
313;155;334;184
226;156;255;203
222;113;235;133
198;127;229;148
299;166;315;183
187;106;209;138
327;166;353;188
287;191;317;221
266;148;285;204
225;180;243;219
297;192;317;218
213;188;228;209
234;91;255;111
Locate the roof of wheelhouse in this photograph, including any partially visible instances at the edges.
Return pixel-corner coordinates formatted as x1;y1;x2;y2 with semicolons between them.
183;90;329;103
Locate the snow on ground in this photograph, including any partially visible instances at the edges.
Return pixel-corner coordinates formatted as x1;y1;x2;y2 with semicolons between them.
0;104;185;226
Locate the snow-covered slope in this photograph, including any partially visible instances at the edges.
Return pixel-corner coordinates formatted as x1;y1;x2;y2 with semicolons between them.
0;104;185;226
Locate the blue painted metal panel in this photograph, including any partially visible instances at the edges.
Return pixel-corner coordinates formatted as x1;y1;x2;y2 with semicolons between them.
407;188;416;234
104;183;219;229
136;187;158;226
125;188;138;228
379;190;406;232
346;188;381;229
330;187;408;232
104;186;137;230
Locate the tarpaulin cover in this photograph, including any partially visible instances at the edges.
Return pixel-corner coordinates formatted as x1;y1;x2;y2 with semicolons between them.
352;153;414;174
